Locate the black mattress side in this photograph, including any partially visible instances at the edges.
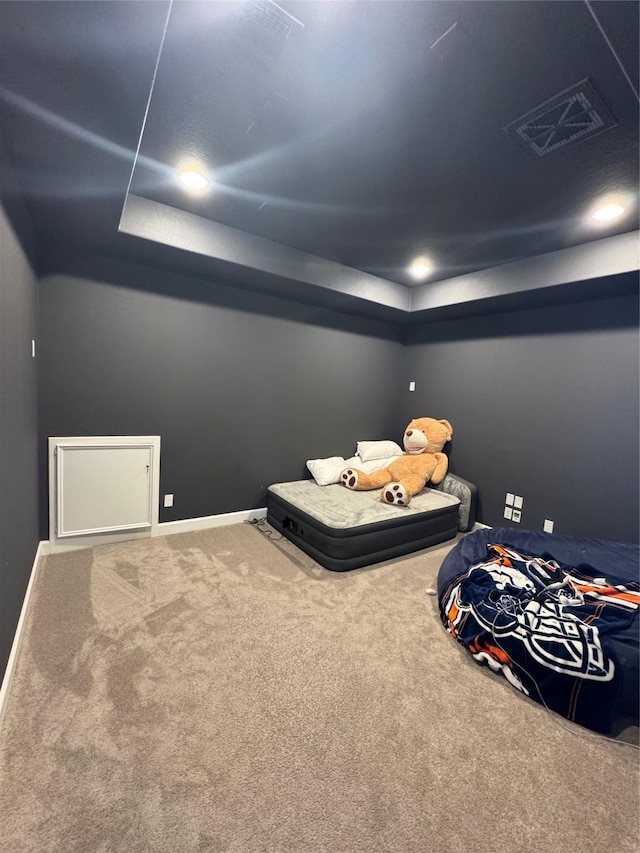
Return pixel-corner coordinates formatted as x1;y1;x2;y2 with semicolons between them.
267;488;458;540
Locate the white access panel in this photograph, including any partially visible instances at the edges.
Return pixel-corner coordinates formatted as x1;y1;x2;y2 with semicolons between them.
49;436;161;543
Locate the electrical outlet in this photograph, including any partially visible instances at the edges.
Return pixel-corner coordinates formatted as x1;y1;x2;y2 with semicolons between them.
506;493;514;506
512;509;522;523
409;381;416;391
544;519;554;533
504;506;513;520
514;495;523;509
164;494;174;508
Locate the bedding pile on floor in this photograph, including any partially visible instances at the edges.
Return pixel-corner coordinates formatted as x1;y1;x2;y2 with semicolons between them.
439;530;640;733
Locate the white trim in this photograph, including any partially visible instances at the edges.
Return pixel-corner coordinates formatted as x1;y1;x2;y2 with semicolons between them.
472;522;492;530
58;520;153;539
158;507;267;536
55;442;156;538
45;527;159;554
48;436;161;553
40;507;269;554
0;541;47;732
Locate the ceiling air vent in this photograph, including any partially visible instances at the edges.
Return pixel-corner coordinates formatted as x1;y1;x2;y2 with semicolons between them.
237;1;293;65
503;78;617;158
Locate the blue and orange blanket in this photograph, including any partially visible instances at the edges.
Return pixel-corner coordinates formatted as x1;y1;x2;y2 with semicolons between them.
440;543;640;733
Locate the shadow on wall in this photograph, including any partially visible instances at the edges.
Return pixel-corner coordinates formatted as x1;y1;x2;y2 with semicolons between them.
403;271;640;345
39;250;404;342
0;133;38;270
36;259;406;539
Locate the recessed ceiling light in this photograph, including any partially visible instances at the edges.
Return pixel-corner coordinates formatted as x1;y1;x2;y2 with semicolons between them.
408;256;433;281
177;168;210;192
591;203;626;223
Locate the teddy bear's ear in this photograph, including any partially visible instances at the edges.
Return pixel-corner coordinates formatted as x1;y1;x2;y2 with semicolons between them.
438;419;453;440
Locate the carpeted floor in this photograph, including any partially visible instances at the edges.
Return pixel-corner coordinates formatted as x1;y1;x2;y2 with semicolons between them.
0;523;638;853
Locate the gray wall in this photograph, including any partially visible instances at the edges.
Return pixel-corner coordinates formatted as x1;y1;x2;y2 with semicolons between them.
5;230;639;682
0;180;40;680
401;288;640;543
38;258;404;538
38;260;640;546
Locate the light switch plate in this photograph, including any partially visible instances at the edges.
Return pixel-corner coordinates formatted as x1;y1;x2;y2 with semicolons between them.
164;494;174;508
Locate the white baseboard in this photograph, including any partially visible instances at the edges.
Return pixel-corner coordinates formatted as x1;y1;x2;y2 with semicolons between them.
47;507;269;553
48;526;158;554
472;522;492;530
158;507;267;536
0;540;47;732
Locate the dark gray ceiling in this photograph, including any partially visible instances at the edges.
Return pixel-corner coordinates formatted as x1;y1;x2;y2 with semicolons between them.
0;1;638;321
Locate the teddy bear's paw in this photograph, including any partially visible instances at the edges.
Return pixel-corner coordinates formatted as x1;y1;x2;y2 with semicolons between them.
382;482;409;506
340;468;359;489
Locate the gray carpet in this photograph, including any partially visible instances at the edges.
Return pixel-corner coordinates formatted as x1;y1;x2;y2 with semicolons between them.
0;524;638;853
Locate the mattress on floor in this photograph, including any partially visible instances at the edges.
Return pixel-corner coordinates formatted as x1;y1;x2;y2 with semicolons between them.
267;480;460;572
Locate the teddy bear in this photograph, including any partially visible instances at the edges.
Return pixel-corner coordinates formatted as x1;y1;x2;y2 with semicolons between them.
340;417;453;506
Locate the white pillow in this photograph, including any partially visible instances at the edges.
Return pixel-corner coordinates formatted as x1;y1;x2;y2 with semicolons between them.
306;456;347;486
344;455;399;475
306;452;404;487
356;440;403;462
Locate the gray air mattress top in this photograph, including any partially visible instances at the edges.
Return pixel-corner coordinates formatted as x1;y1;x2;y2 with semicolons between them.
268;481;460;531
